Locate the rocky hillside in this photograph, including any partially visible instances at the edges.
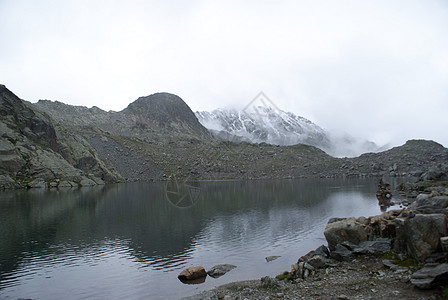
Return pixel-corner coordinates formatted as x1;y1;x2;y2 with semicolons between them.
195;107;380;157
0;85;122;189
2;85;448;189
36;93;210;140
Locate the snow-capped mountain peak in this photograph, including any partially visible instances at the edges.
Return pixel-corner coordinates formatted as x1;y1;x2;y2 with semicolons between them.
195;106;331;150
195;106;382;157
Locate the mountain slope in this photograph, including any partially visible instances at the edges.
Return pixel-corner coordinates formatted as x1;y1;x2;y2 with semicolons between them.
196;106;330;148
0;85;122;189
195;107;380;157
36;93;210;139
3;85;448;189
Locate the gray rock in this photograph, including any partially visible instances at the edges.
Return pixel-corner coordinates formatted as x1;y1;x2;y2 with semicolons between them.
330;244;353;261
420;165;448;181
49;181;58;188
411;196;448;210
307;255;337;269
79;177;97;186
411;263;448;289
207;264;236;278
265;256;280;262
441;237;448;252
314;245;330;258
396;214;447;262
328;217;347;224
0;174;20;189
353;238;392;254
58;180;76;188
324;217;368;250
416;194;430;201
27;178;47;189
382;259;408;272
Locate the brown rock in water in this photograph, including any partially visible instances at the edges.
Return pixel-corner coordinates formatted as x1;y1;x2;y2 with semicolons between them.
178;265;207;281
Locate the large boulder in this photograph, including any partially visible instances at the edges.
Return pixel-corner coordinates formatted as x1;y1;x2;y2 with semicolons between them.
324;217;368;250
178;265;207;281
411;263;448;289
395;214;447;262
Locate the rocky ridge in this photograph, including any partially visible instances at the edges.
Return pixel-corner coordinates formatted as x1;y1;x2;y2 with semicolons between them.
2;85;448;189
0;85;122;189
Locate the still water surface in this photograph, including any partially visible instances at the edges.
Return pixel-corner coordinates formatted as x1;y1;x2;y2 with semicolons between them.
0;178;404;299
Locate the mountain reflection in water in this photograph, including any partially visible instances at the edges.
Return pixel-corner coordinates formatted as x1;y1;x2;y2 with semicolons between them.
0;178;405;300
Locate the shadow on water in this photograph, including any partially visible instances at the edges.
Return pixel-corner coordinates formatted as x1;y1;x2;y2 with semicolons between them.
0;177;407;299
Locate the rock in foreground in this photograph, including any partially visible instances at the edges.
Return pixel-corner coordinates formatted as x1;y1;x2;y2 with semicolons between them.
411;263;448;289
178;266;207;281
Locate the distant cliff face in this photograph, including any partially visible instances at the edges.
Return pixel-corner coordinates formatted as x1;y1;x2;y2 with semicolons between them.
0;84;58;150
0;85;123;189
36;92;210;139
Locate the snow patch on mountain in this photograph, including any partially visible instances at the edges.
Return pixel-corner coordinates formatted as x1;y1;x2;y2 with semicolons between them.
195;106;381;157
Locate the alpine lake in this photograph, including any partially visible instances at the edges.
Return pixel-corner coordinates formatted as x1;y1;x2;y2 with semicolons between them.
0;177;410;299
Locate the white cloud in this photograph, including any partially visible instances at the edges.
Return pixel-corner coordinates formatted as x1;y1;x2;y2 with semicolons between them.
0;0;447;147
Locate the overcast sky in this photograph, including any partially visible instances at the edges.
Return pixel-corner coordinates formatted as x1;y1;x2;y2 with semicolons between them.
1;0;447;148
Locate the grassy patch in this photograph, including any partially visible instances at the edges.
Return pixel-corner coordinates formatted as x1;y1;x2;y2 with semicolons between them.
381;251;423;270
440;285;448;299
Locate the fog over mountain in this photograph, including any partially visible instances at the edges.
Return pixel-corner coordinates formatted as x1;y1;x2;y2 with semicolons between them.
195;106;382;157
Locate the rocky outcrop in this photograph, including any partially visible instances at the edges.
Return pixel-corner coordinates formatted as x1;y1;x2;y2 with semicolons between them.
323;217;368;250
395;214;447;262
35;92;211;140
3;84;448;186
324;208;448;263
0;85;122;189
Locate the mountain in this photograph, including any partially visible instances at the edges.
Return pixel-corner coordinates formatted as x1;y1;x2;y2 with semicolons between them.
36;92;210;139
195;107;380;157
195;106;331;148
2;85;448;190
0;84;122;189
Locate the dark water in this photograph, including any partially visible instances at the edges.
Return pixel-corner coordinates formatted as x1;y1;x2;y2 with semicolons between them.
0;178;405;300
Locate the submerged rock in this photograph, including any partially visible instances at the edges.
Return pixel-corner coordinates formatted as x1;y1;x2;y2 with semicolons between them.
265;256;281;262
207;264;237;278
178;266;207;281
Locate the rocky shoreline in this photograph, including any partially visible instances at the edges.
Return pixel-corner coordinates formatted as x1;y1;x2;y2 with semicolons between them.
181;168;448;299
